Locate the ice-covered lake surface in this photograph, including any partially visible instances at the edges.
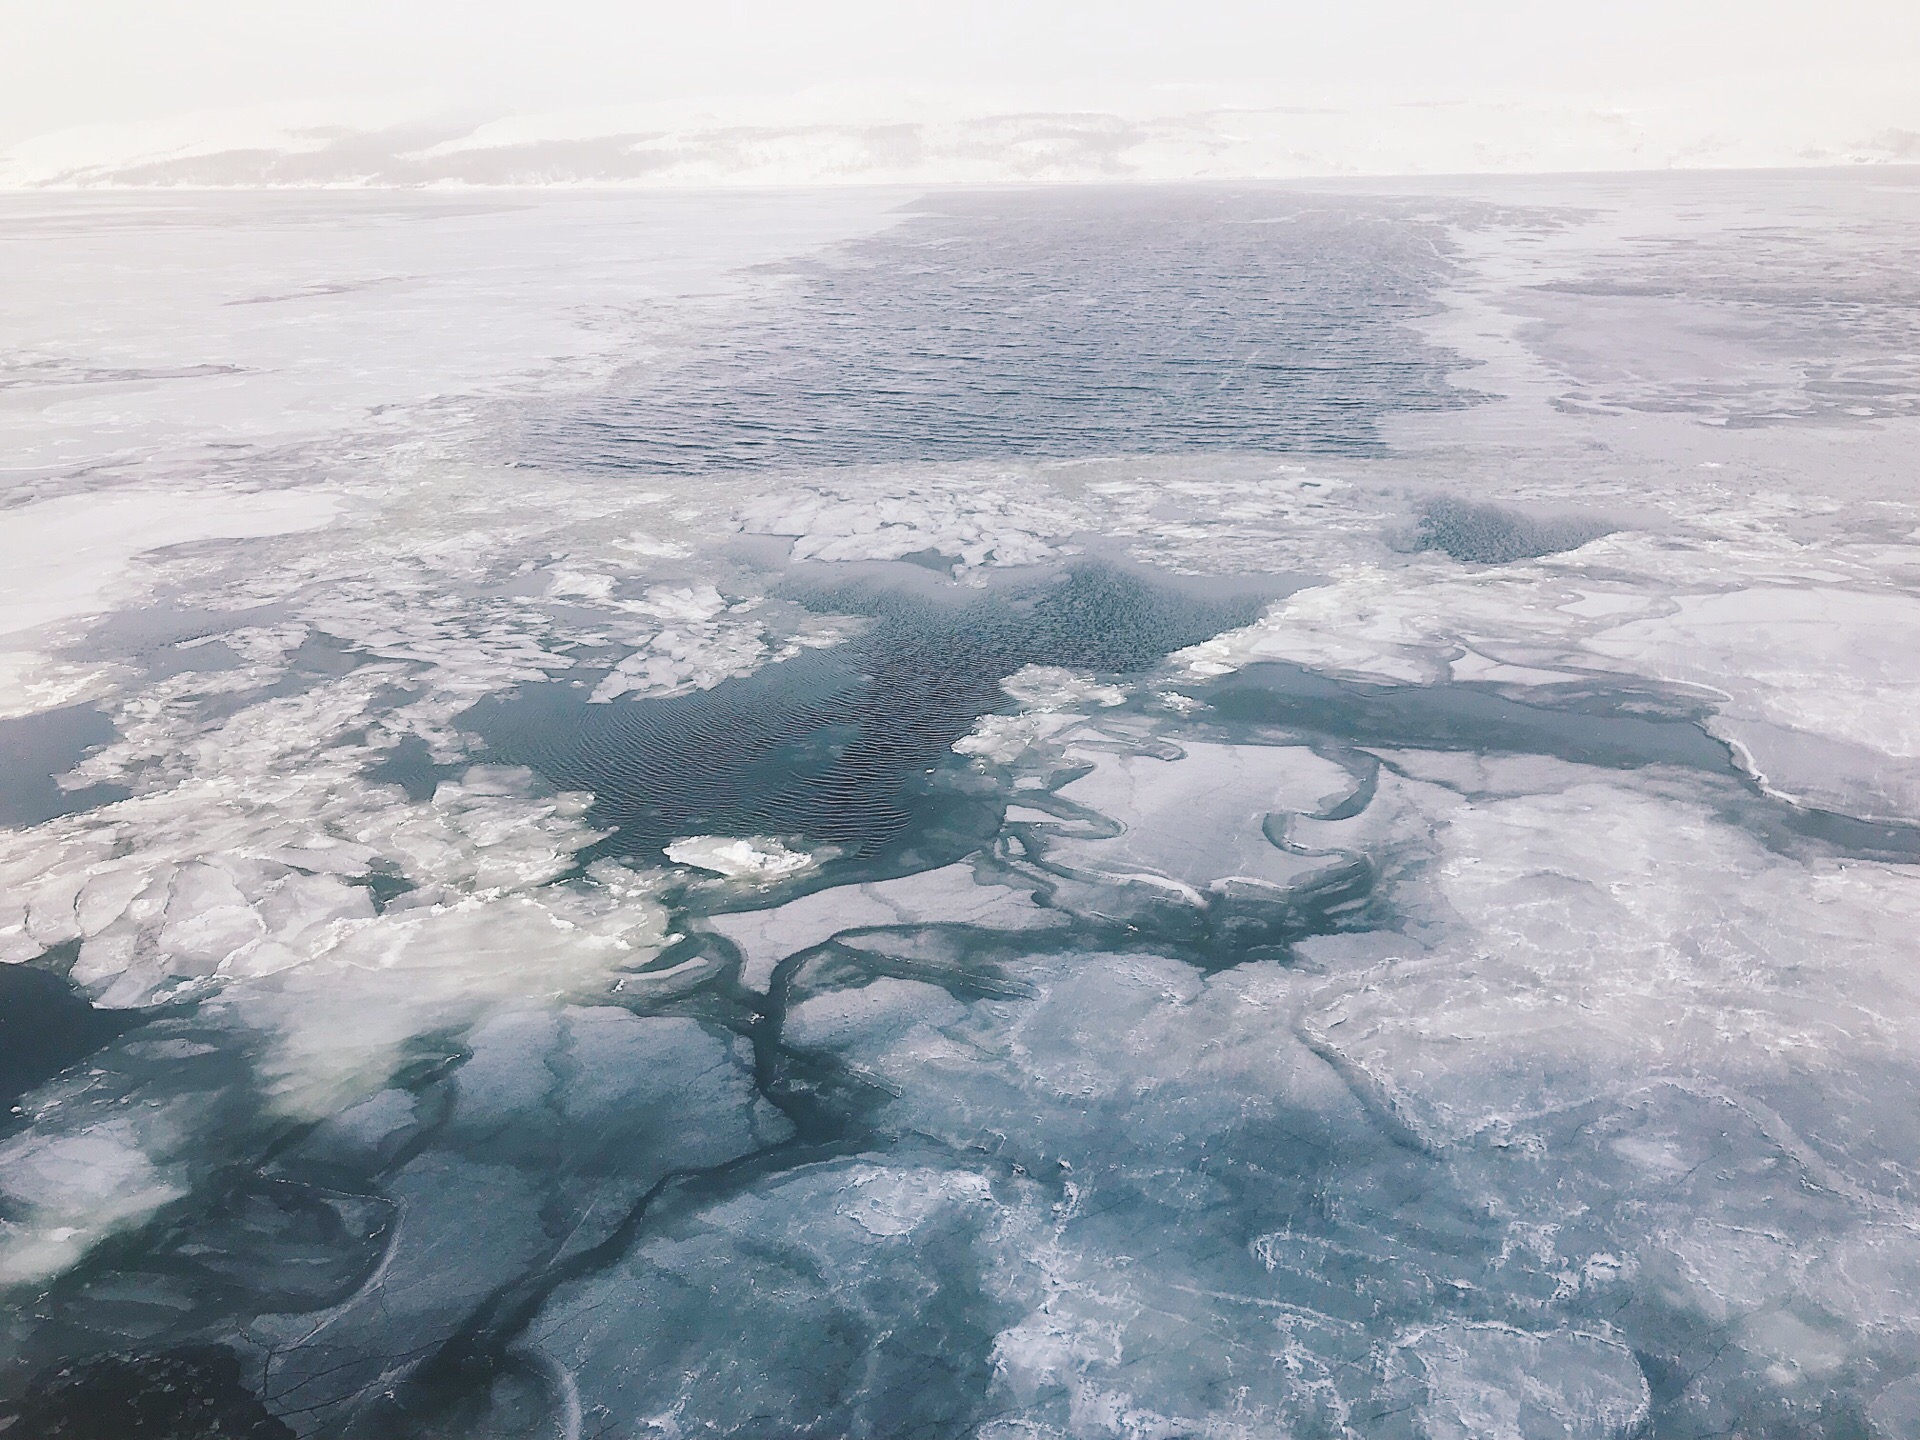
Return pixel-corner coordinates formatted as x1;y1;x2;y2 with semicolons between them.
3;172;1920;1439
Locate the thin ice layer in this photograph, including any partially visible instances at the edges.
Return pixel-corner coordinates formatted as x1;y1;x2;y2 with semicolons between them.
707;861;1063;993
1046;741;1358;901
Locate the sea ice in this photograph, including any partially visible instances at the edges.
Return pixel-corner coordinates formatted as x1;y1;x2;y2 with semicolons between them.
1581;586;1920;818
738;481;1089;570
0;487;342;718
1382;1323;1650;1440
1031;741;1365;935
6;176;1920;1440
525;1160;1022;1439
245;1006;787;1430
0;1120;187;1286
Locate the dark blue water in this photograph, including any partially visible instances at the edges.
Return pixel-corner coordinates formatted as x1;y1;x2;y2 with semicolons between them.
467;562;1275;871
0;960;142;1113
0;704;131;827
519;188;1476;474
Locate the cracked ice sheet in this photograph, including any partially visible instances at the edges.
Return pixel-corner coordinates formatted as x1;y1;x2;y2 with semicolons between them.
0;189;906;730
585;582;846;704
1175;517;1920;822
1580;586;1920;819
173;454;883;752
1290;754;1920;1405
6;176;1920;1436
525;1160;1024;1439
684;940;1656;1438
1382;1324;1650;1440
744;760;1920;1434
0;444;969;1303
950;665;1129;768
1300;752;1920;1143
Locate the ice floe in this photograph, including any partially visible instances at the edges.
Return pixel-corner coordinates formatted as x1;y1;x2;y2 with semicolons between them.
739;480;1090;570
663;834;818;880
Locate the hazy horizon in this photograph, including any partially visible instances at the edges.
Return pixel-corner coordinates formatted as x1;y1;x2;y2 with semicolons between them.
5;0;1918;186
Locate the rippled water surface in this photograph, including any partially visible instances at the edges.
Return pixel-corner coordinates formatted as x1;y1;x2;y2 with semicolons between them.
520;189;1476;472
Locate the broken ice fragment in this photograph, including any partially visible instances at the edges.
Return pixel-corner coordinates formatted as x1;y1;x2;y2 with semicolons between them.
663;834;817;880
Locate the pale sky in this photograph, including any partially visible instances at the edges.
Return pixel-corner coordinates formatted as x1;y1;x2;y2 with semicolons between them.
3;1;1918;181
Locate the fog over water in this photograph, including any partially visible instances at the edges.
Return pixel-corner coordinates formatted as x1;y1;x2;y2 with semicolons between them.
3;172;1920;1438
